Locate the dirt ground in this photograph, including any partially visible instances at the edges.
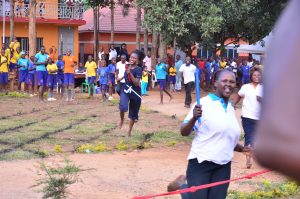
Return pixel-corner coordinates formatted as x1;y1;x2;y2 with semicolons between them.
0;89;288;199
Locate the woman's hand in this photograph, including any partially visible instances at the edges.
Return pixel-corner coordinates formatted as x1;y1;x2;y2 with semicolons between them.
193;105;202;120
243;145;253;157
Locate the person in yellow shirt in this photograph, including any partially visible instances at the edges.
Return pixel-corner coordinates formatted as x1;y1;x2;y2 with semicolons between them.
220;57;227;69
10;47;21;71
9;37;20;51
4;47;10;65
0;49;9;94
84;55;97;97
141;66;149;96
63;49;77;101
46;57;58;101
169;64;176;92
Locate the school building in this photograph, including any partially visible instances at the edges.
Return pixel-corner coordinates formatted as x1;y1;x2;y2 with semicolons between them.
0;0;85;59
79;5;152;63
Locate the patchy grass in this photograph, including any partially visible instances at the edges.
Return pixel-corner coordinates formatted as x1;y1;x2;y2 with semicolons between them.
0;149;37;161
0;93;187;160
227;181;300;199
0;91;29;98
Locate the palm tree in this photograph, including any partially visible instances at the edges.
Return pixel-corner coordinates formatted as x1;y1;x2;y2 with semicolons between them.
29;0;37;55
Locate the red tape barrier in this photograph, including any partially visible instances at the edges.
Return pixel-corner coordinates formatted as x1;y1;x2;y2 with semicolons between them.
131;169;271;199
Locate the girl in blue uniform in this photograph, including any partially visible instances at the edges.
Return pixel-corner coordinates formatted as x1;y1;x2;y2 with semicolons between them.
118;50;145;137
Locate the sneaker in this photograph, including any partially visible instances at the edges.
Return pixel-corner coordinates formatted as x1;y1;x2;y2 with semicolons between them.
47;98;52;101
108;96;113;101
51;98;57;101
167;175;186;192
184;105;190;108
29;94;34;97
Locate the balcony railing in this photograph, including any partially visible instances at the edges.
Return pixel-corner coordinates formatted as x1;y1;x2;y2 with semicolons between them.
0;2;84;20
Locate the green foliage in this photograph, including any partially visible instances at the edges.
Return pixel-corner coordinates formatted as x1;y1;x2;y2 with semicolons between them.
115;140;128;151
139;0;287;53
227;181;299;199
76;143;108;153
166;140;178;147
53;145;63;153
33;159;81;199
0;91;29;98
76;144;94;153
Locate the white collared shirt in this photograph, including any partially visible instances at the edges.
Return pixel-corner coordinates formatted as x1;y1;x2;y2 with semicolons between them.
116;61;128;83
179;63;196;84
238;84;263;120
183;94;241;165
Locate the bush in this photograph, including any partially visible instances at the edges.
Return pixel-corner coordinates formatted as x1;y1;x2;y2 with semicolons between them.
33;159;81;199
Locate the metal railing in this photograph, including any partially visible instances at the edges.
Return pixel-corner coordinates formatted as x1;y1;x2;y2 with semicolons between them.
0;2;84;20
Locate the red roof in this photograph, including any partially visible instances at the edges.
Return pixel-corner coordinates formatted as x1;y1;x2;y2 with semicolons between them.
79;5;144;33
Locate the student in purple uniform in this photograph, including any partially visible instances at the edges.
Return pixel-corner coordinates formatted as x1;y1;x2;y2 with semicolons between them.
108;57;117;100
240;60;251;84
17;52;29;93
46;57;58;101
27;56;36;96
118;50;145;137
97;59;109;101
0;48;9;94
56;55;64;99
35;46;49;101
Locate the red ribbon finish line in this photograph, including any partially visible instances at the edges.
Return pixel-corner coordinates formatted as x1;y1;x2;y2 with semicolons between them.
131;169;271;199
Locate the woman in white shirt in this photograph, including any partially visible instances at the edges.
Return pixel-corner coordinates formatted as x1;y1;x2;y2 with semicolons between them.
233;68;263;168
169;70;250;199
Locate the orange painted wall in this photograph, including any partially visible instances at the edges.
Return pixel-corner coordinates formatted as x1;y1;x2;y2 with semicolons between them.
79;32;152;55
0;23;80;59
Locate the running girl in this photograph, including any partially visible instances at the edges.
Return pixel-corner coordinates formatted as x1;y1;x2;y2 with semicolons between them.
119;50;145;137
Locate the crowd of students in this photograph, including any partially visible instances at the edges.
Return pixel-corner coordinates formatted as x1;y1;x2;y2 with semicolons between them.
0;39;77;102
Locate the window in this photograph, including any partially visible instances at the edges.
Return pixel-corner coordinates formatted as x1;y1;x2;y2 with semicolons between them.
2;37;43;54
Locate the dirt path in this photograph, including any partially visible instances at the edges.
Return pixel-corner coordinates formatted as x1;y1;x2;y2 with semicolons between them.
0;145;284;199
0;90;286;199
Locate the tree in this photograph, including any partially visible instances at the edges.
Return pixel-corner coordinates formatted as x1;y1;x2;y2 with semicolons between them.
135;3;141;49
139;0;287;57
86;0;107;60
28;0;37;56
109;0;114;43
93;6;99;61
9;0;14;42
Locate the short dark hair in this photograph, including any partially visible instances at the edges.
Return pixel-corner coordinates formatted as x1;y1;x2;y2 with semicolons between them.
250;68;262;82
215;69;235;82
